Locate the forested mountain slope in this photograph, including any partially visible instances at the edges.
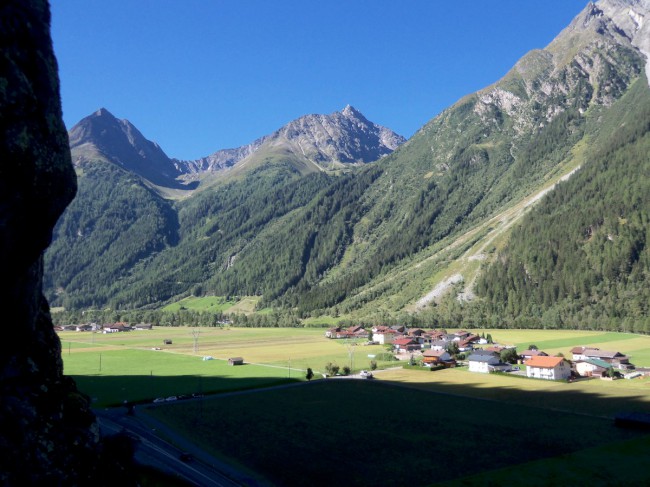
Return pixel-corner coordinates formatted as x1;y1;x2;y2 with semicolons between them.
46;0;650;329
475;75;650;332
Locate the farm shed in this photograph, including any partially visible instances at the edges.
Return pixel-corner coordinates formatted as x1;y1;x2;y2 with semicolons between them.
228;357;244;366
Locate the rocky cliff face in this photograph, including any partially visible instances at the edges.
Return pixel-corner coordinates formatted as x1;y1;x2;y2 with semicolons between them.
268;104;405;167
0;1;104;484
69;107;192;189
175;104;406;174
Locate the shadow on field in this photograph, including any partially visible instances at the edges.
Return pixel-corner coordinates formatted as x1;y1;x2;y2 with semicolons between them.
134;376;650;487
73;373;301;407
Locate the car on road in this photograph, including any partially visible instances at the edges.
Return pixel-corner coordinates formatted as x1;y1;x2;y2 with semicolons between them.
179;452;193;462
359;370;373;379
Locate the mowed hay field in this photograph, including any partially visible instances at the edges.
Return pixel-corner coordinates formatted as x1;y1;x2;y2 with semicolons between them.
59;327;394;406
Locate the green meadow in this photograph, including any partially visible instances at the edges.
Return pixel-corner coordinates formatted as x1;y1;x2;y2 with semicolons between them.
60;327;393;406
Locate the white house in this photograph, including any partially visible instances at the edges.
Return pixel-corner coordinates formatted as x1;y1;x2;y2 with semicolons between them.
525;356;571;380
468;353;501;373
374;331;398;345
575;358;612;377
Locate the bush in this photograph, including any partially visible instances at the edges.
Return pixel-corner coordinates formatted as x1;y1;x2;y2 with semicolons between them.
325;362;340;375
369;360;377;370
342;366;351;376
373;352;396;361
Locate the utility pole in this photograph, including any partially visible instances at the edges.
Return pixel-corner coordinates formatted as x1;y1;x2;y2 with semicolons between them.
191;327;200;353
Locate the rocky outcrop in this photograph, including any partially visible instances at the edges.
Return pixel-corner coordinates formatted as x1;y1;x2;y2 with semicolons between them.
0;1;105;484
70;107;194;189
175;104;406;174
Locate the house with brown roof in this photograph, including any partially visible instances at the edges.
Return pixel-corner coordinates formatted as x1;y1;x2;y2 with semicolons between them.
519;349;548;361
373;329;399;345
103;323;131;333
422;349;456;367
393;337;421;353
571;346;596;361
572;347;631;368
525;356;571;380
407;328;426;336
583;349;630;368
458;335;480;351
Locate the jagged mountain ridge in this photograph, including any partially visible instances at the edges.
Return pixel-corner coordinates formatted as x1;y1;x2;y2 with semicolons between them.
173;104;406;175
68;105;406;190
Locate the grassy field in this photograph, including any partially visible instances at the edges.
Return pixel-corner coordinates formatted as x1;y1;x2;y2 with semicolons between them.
59;327;395;406
442;434;650;486
161;295;240;313
160;295;262;314
146;379;648;487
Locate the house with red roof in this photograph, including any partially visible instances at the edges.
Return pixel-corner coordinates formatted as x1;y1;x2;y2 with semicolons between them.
525;356;571;380
325;327;341;338
373;329;399;345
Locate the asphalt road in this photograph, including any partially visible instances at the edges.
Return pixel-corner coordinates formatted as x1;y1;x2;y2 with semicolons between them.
95;407;264;486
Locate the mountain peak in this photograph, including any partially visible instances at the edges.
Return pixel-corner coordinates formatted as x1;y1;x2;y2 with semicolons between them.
68;109;190;189
341;104;362;117
94;107;115;118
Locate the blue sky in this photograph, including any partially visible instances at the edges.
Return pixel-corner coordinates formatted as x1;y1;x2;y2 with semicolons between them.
51;1;587;160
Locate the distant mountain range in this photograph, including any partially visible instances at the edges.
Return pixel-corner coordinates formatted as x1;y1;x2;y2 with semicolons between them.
69;104;406;192
174;104;405;175
46;0;650;331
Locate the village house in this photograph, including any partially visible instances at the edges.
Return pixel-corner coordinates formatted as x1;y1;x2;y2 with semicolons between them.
575;358;613;378
420;331;445;347
467;352;501;373
571;347;631;369
422;349;456;367
519;349;548;362
430;340;448;351
103;323;131;333
454;330;472;340
373;328;400;345
407;328;426;337
325;326;368;340
393;337;421;353
325;327;341;338
458;335;480;351
525;356;571;380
